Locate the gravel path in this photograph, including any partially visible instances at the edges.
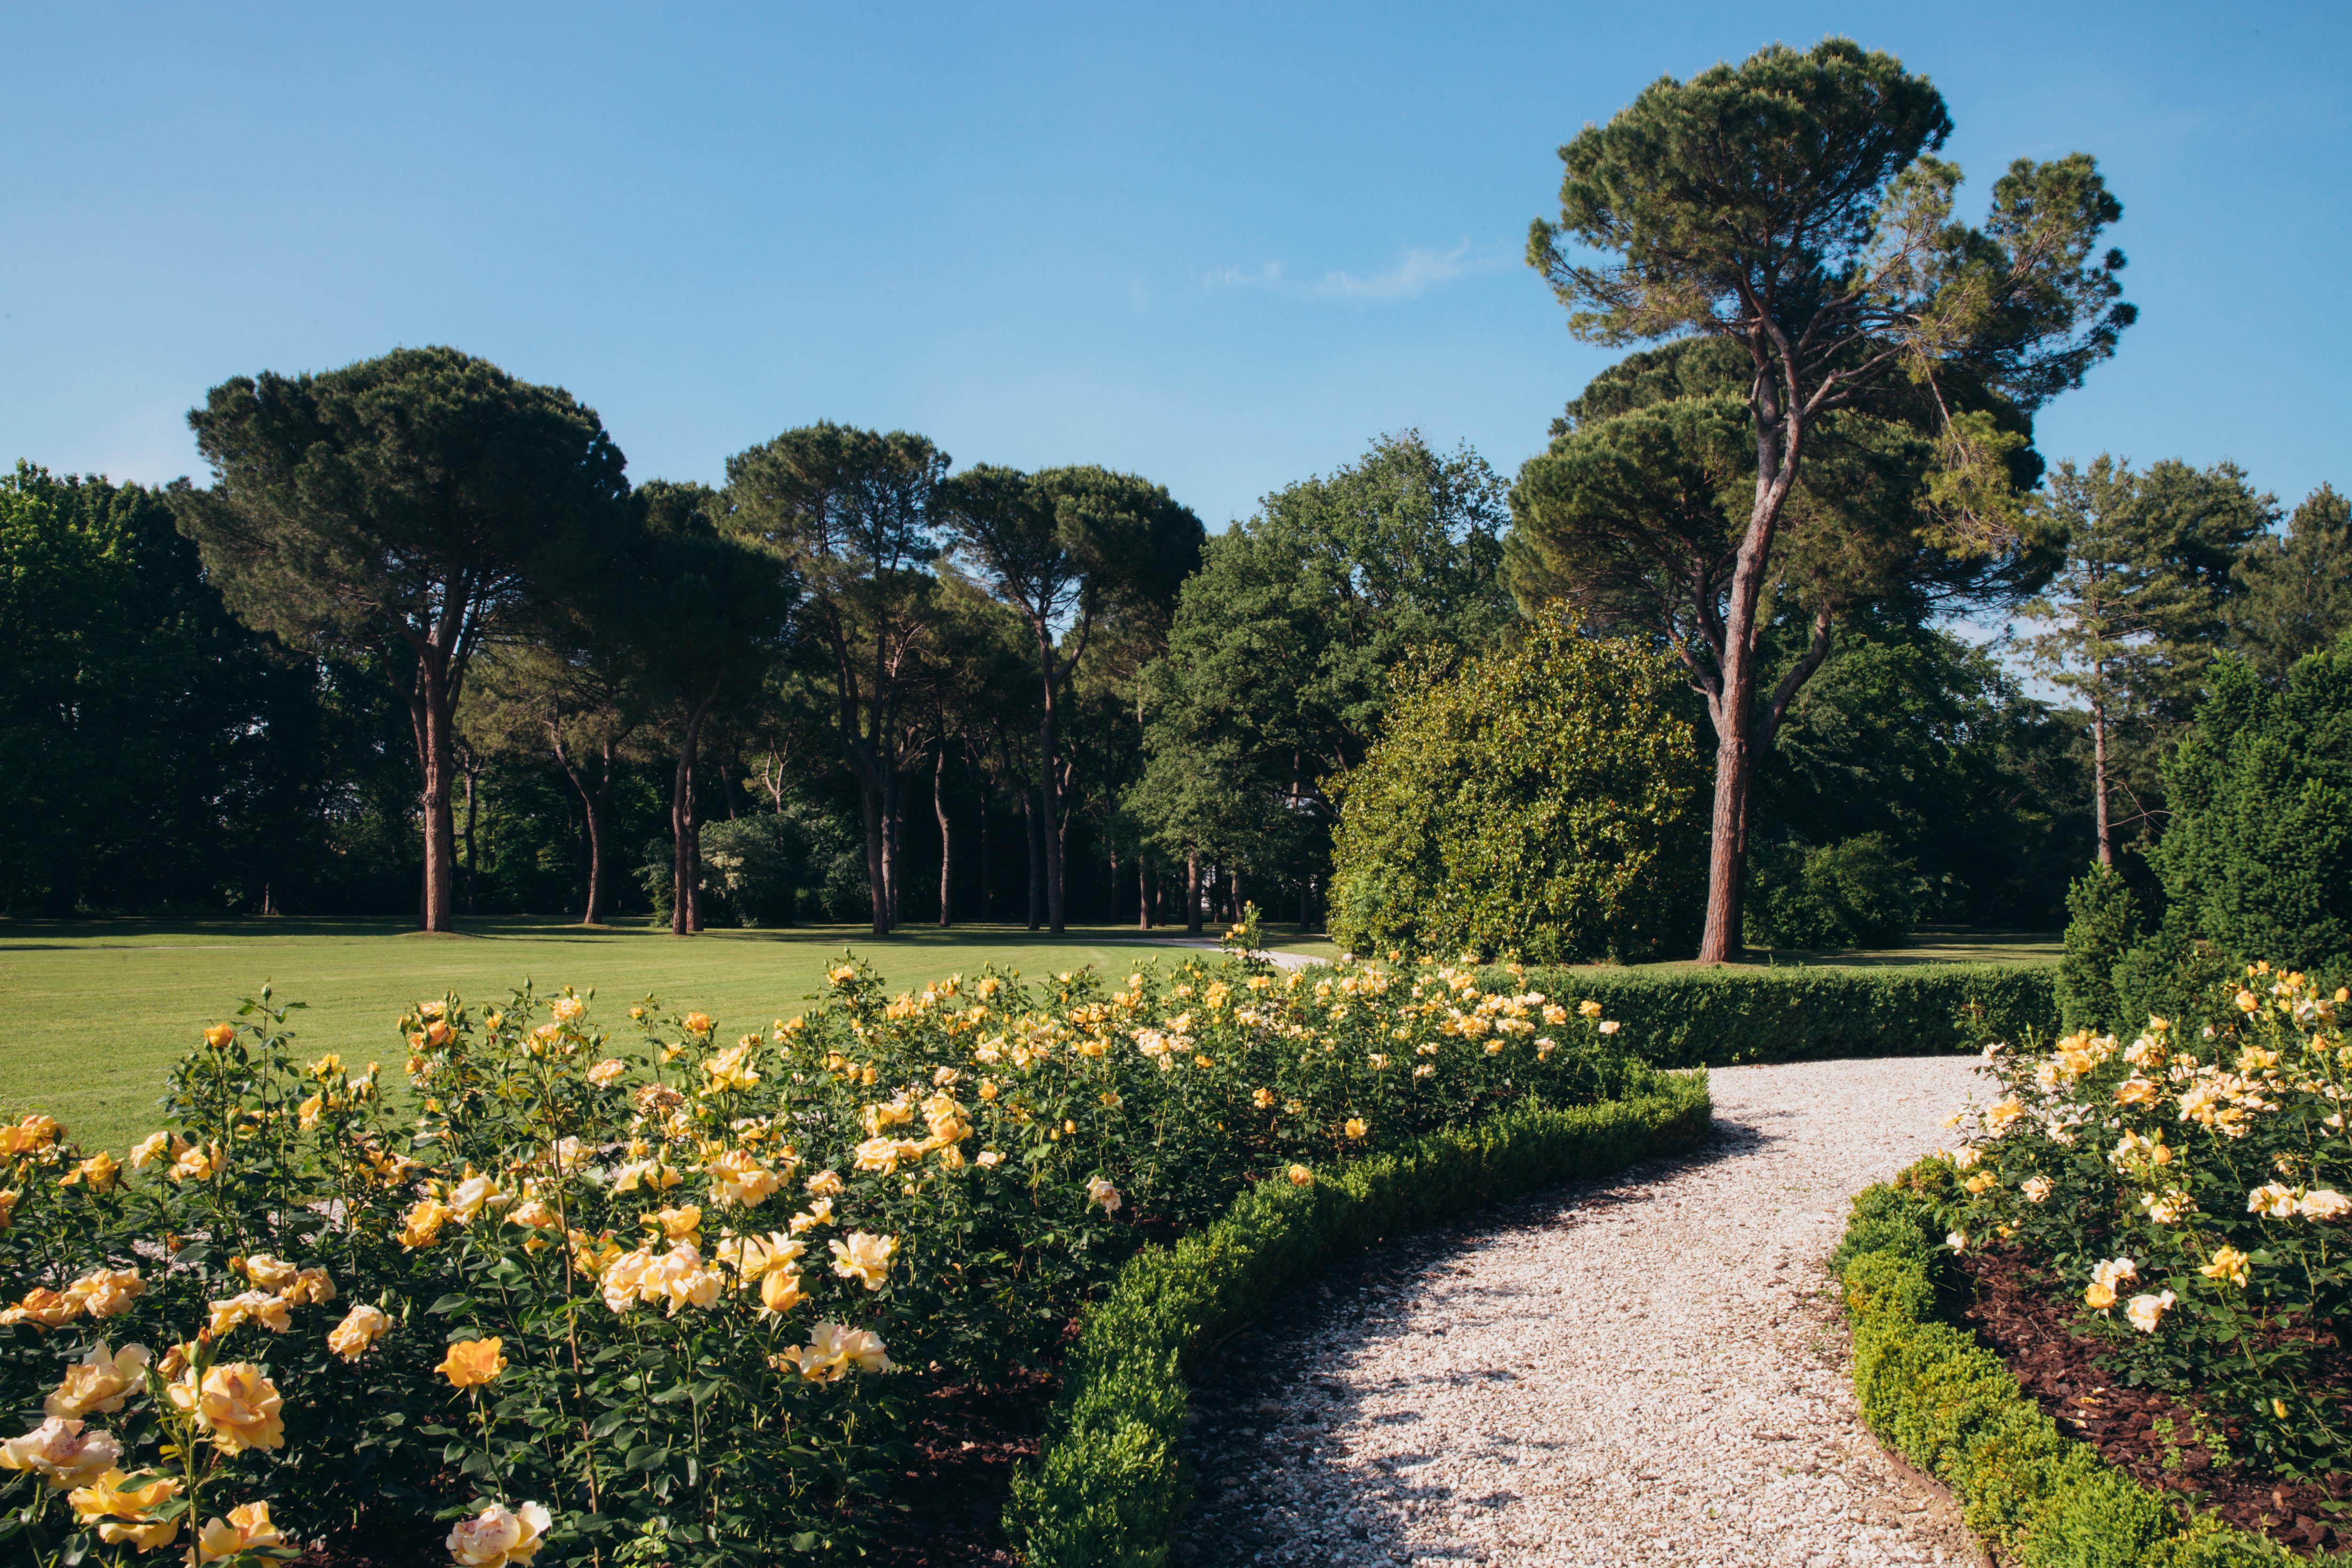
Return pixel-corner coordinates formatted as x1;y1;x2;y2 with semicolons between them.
1173;1058;1993;1568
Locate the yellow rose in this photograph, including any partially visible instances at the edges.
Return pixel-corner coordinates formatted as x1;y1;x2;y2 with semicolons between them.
1343;1119;1368;1140
1287;1165;1314;1187
204;1023;236;1049
587;1059;628;1088
69;1467;180;1549
682;1012;715;1035
0;1416;121;1486
46;1342;151;1418
778;1320;892;1383
327;1303;390;1361
2201;1246;2250;1288
63;1267;143;1321
1085;1176;1122;1214
193;1363;285;1454
829;1230;898;1290
208;1291;292;1338
804;1169;844;1198
759;1268;809;1316
59;1151;118;1192
196;1500;283;1561
399;1197;453;1249
437;1337;507;1389
446;1501;553;1568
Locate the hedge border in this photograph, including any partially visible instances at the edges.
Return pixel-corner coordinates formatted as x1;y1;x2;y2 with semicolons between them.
1834;1179;2344;1567
1508;960;2059;1069
1005;1074;1714;1567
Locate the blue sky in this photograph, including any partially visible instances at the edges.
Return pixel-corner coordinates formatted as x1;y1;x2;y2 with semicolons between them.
2;1;2343;531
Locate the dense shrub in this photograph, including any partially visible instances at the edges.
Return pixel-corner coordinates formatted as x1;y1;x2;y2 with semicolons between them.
1008;1073;1711;1567
1931;964;2352;1483
2057;866;2144;1031
0;954;1641;1563
637;803;868;926
1503;960;2057;1068
1327;610;1708;963
2150;639;2352;975
1839;1178;2336;1567
1743;832;1918;950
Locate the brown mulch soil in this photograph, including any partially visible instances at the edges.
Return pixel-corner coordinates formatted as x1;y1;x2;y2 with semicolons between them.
1959;1246;2352;1554
868;1367;1058;1567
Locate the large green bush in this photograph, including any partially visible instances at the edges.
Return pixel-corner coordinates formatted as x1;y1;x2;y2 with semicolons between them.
1327;611;1708;963
2150;637;2352;973
1743;832;1918;949
1507;960;2056;1067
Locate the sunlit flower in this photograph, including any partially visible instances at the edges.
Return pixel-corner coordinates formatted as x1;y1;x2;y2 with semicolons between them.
46;1342;150;1419
550;995;585;1025
0;1287;76;1330
683;1012;715;1035
1086;1176;1122;1214
170;1141;222;1182
707;1149;781;1207
204;1023;236;1049
788;1198;834;1236
127;1130;180;1170
446;1501;553;1568
58;1150;119;1192
805;1170;844;1198
610;1159;681;1194
449;1172;505;1223
830;1230;898;1290
196;1499;283;1561
1946;1231;1968;1252
64;1267;143;1321
2297;1189;2351;1221
241;1254;298;1292
209;1291;292;1337
2125;1289;2177;1334
2201;1246;2250;1288
2248;1182;2299;1218
1287;1165;1313;1187
399;1197;453;1249
68;1467;179;1549
777;1320;892;1383
508;1200;559;1230
1577;1000;1602;1019
646;1243;723;1314
191;1363;285;1454
2022;1176;2053;1203
1343;1119;1367;1140
437;1337;507;1389
2;1416;120;1488
702;1042;762;1093
2141;1188;2194;1224
2085;1257;2137;1311
328;1303;391;1361
1597;1020;1621;1035
759;1269;809;1316
587;1059;628;1088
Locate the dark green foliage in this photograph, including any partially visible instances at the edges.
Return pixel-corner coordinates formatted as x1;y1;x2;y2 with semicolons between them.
1508;963;2058;1068
2149;640;2352;974
1836;1180;2336;1567
1327;613;1708;962
2233;486;2352;680
2057;867;2143;1031
1743;833;1917;949
1006;1074;1713;1568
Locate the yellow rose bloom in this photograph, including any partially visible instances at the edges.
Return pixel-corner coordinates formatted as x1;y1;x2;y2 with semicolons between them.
58;1151;118;1192
778;1320;892;1382
1343;1119;1368;1140
193;1363;285;1454
196;1500;283;1561
587;1058;628;1088
0;1286;76;1330
204;1023;236;1049
2201;1246;2251;1287
327;1303;390;1361
682;1012;715;1035
447;1501;553;1568
46;1342;151;1419
759;1268;809;1316
437;1337;508;1389
63;1267;144;1321
1287;1165;1314;1187
399;1197;453;1250
804;1169;845;1198
829;1230;898;1290
69;1467;180;1549
0;1417;121;1487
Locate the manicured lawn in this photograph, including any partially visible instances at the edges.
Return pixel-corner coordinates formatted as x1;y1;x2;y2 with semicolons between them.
0;915;1331;1149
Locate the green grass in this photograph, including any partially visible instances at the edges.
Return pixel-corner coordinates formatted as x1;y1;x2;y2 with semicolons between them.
0;915;1326;1150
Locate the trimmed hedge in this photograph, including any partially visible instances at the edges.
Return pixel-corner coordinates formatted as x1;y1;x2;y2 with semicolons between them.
1510;960;2058;1067
1006;1073;1714;1568
1835;1180;2341;1567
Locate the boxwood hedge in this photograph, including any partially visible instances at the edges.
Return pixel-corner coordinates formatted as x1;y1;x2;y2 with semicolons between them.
1007;1072;1713;1568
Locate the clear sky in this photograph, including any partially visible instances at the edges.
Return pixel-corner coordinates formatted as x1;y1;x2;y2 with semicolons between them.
2;1;2343;531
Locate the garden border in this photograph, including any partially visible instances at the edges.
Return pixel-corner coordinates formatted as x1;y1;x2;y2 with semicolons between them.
1834;1178;2336;1567
1004;1073;1714;1568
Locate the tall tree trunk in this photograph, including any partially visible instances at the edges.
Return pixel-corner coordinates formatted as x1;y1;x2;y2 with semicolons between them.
2092;687;2114;869
460;744;480;915
1108;841;1120;925
1138;852;1153;931
856;782;889;937
672;685;719;936
1185;847;1202;935
415;653;460;933
1023;788;1044;931
887;781;906;927
548;727;614;926
979;794;993;923
718;758;740;821
1231;864;1244;923
935;746;953;928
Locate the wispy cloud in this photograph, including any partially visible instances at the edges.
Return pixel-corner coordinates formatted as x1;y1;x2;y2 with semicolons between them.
1312;239;1505;301
1203;260;1284;289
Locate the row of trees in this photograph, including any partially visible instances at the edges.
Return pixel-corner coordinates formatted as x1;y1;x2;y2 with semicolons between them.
3;38;2337;956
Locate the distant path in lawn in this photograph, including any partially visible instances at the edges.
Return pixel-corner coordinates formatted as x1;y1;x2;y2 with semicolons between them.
1174;1057;1993;1568
1123;937;1328;971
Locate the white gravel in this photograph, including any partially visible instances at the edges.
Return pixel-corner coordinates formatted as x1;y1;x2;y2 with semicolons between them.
1173;1057;1994;1567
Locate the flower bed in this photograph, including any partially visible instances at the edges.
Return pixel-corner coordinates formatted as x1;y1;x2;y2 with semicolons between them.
0;952;1651;1565
1865;960;2352;1560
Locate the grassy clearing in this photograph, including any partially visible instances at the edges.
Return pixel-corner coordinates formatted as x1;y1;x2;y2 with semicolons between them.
0;915;1335;1148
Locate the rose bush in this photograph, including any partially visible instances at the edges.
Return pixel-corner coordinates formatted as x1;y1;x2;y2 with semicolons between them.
1929;962;2352;1482
0;950;1643;1565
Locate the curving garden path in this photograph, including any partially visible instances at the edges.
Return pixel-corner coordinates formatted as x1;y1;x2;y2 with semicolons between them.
1173;1058;1994;1568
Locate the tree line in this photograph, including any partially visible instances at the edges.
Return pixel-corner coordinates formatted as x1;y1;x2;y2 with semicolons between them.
1;39;2341;952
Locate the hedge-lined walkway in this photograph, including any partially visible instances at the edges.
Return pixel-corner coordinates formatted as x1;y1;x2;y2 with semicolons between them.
1173;1059;1992;1567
